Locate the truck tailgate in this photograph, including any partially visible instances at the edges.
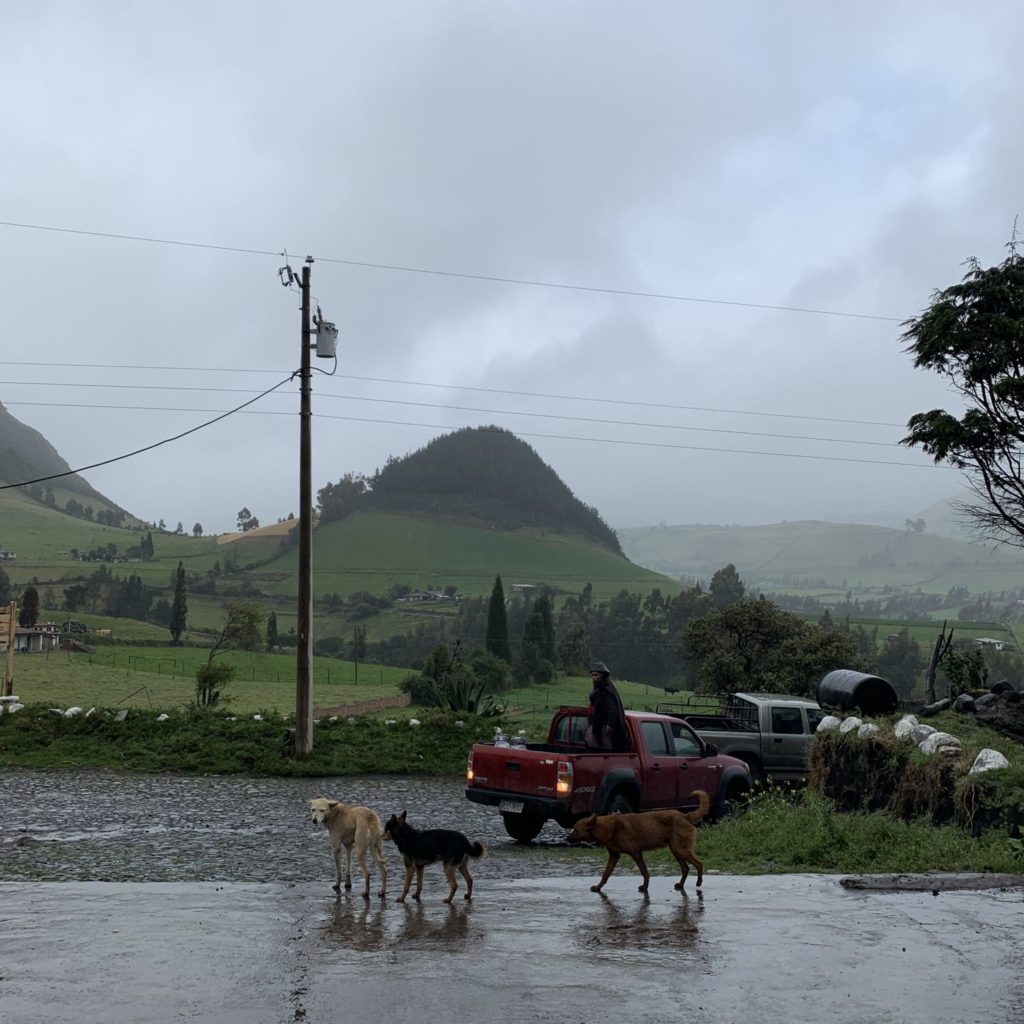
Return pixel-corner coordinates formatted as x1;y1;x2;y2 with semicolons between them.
468;745;560;801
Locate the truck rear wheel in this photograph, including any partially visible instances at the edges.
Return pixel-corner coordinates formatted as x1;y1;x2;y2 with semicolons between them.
715;780;751;821
604;792;635;816
501;812;545;843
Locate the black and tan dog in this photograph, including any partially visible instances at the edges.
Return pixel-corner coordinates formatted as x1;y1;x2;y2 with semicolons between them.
382;811;486;903
568;790;709;895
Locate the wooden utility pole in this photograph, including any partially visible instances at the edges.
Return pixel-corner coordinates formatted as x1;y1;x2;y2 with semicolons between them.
295;258;314;757
1;602;15;696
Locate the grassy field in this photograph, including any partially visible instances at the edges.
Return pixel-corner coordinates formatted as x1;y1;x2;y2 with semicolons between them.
249;512;680;601
7;645;670;726
836;617;1017;649
8;646;414;714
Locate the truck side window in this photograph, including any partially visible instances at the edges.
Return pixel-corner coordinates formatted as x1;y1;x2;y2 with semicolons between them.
771;707;804;735
642;721;670;756
669;722;701;757
806;708;825;733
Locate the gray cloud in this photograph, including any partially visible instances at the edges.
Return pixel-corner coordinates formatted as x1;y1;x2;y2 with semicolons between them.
0;1;1017;533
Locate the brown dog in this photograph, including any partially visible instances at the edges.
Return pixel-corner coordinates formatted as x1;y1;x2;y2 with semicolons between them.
568;790;709;894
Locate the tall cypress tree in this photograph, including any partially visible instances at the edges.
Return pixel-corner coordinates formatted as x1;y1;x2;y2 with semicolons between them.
169;562;187;644
537;591;556;667
266;611;278;651
18;586;39;628
485;574;511;664
520;596;555;684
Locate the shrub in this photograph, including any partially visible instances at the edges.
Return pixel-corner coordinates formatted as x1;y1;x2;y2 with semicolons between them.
195;661;236;708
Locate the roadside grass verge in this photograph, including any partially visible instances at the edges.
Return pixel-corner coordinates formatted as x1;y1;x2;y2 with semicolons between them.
644;788;1022;875
0;705;492;776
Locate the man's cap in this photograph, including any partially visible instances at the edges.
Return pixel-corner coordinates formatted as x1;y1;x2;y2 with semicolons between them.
590;661;610;675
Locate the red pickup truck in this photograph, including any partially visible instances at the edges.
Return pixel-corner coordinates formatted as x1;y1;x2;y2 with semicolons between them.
465;705;754;841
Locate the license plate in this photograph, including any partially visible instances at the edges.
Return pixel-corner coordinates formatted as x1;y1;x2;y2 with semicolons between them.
498;800;524;814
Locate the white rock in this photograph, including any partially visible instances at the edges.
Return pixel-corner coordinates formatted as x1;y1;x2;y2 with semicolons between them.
346;717;357;725
85;707;96;717
455;720;465;727
858;723;881;738
839;717;863;734
50;708;65;716
8;702;23;713
816;715;841;732
384;719;396;726
156;713;169;722
894;714;919;739
252;714;263;721
911;724;937;744
64;706;83;717
409;718;421;727
919;732;961;755
969;749;1011;774
114;709;129;722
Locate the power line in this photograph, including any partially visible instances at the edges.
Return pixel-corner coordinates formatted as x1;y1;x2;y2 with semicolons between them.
0;380;901;446
0;360;908;428
0;377;294;491
0;218;903;321
2;400;941;469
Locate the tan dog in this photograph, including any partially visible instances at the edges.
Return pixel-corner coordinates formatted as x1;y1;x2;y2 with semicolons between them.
309;797;388;899
568;790;709;894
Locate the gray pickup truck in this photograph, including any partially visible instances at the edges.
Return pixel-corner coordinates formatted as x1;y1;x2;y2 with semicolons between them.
657;692;825;784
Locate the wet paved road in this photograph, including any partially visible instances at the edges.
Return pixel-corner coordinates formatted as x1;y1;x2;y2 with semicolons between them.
4;876;1024;1024
3;769;1024;1023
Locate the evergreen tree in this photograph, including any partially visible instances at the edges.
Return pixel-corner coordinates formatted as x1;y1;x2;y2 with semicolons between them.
266;611;278;651
0;566;11;605
520;597;555;684
169;562;187;644
709;563;745;606
18;586;39;628
485;574;511;663
537;591;556;667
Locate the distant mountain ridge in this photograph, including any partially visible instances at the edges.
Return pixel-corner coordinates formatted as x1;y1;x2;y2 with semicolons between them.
618;519;1024;595
362;426;623;554
0;401;121;509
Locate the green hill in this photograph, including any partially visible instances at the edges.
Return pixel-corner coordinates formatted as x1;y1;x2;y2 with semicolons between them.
0;401;122;511
618;520;1024;595
0;411;676;644
358;426;621;553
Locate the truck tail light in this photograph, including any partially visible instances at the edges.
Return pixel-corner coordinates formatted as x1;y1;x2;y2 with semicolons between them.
466;751;474;783
556;760;573;795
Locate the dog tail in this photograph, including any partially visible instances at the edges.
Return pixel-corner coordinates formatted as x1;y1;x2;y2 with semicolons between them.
685;790;710;824
468;841;486;859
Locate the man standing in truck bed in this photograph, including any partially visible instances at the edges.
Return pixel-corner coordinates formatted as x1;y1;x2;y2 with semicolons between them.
586;661;628;751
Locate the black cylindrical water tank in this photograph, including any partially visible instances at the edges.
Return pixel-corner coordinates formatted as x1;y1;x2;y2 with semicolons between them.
816;669;898;715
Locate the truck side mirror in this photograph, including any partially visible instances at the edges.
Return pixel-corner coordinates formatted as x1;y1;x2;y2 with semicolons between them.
703;742;718;756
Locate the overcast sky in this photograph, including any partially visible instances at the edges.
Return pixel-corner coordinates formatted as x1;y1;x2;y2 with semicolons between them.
2;1;1020;534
